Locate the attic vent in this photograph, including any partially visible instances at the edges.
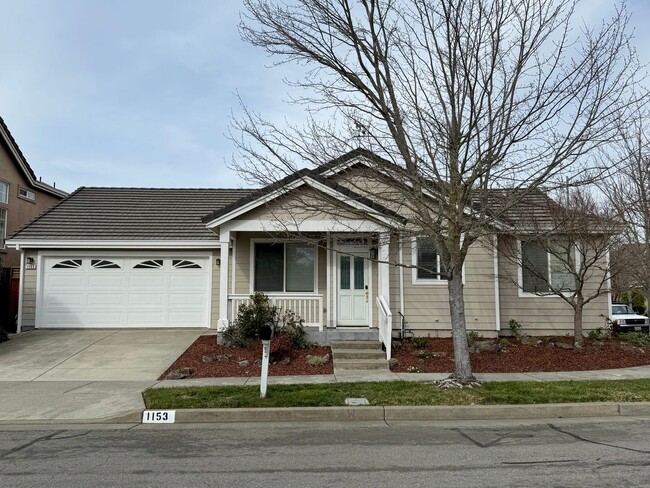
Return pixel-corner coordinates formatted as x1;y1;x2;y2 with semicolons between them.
172;259;201;269
91;259;120;269
134;259;163;269
52;259;82;269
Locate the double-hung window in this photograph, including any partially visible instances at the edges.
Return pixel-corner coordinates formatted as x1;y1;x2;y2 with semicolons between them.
413;237;447;283
521;241;576;294
254;242;316;292
0;181;8;204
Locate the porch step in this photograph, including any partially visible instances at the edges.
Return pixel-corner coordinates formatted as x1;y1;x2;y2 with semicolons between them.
330;340;382;350
330;340;388;373
331;349;386;360
333;359;389;371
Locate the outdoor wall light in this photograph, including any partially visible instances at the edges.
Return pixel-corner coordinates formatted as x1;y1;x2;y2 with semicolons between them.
26;257;37;270
369;247;378;260
215;258;221;266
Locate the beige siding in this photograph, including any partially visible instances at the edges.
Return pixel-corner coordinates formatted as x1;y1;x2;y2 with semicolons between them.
21;250;38;328
397;238;498;337
497;236;609;335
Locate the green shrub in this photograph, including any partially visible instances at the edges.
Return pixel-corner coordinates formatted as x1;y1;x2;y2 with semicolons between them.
617;332;650;349
411;337;427;349
223;292;308;348
588;328;607;341
498;338;510;349
415;351;439;360
466;331;479;346
509;319;523;340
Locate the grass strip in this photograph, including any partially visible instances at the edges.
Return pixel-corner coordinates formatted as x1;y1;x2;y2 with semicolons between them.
143;379;650;409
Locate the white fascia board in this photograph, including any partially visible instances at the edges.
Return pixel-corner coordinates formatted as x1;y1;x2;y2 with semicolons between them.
318;155;370;177
224;219;389;233
5;239;219;250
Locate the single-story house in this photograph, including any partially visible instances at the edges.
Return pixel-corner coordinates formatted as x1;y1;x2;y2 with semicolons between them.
6;149;610;352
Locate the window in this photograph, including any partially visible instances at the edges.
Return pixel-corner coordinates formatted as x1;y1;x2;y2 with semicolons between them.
253;242;315;292
172;259;202;269
0;208;6;249
0;181;7;204
413;237;447;282
91;259;120;269
52;259;82;269
134;259;163;269
19;187;35;201
521;241;576;294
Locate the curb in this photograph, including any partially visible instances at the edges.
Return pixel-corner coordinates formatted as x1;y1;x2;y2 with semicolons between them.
141;401;650;423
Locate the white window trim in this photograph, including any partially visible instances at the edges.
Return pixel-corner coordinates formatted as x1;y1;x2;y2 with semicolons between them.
517;240;579;298
410;237;465;286
0;180;8;204
18;187;36;201
249;238;319;294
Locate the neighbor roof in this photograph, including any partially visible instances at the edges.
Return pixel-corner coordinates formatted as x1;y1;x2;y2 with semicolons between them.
9;187;255;241
0;116;68;198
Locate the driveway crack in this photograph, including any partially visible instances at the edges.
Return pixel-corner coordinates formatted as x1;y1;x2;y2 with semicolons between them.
548;423;650;454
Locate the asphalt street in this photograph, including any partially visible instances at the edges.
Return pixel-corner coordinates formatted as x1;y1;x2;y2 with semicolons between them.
0;418;649;487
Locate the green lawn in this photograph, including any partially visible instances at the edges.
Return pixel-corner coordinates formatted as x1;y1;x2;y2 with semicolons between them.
143;379;650;409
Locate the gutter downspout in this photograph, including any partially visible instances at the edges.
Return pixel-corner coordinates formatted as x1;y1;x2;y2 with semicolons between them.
16;247;24;333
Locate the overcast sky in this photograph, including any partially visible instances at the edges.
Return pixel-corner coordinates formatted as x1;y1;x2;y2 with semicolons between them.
1;0;649;193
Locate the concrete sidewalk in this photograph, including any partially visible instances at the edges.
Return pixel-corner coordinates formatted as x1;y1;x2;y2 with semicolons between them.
152;364;650;389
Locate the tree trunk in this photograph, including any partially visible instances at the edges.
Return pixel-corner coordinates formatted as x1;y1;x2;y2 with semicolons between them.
574;296;584;347
447;269;474;381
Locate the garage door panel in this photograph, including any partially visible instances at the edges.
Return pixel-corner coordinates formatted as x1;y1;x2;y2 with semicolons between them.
40;255;210;328
87;274;127;289
87;293;124;307
168;311;204;326
86;311;125;326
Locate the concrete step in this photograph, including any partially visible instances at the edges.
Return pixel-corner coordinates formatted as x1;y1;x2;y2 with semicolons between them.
334;359;389;371
332;349;387;360
330;340;382;350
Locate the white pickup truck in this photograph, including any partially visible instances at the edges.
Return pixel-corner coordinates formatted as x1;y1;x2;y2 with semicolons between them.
611;303;649;333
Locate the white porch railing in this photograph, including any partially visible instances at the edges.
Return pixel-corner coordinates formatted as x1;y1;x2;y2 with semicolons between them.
229;294;324;330
376;295;392;360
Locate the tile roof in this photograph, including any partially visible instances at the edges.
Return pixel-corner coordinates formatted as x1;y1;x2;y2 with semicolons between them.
10;187;255;241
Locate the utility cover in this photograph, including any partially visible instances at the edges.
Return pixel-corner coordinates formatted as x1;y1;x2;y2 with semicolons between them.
345;397;369;406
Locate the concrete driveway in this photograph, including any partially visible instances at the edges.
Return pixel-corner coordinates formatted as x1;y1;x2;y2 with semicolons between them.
0;329;203;422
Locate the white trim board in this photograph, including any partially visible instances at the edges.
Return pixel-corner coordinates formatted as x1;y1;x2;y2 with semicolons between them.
7;240;219;250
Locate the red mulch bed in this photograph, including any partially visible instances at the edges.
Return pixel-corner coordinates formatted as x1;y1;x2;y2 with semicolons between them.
391;337;650;373
160;336;333;379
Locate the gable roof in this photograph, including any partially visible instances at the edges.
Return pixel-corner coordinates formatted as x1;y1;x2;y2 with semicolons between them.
9;187;254;242
0;116;68;198
202;165;407;227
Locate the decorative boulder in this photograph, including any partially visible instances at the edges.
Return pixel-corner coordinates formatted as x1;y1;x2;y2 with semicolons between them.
471;340;499;353
165;367;193;380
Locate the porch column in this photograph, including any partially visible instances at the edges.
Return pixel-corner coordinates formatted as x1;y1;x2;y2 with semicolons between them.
217;229;231;331
379;238;390;306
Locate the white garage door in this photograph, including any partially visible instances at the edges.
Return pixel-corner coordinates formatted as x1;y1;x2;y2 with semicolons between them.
39;255;211;328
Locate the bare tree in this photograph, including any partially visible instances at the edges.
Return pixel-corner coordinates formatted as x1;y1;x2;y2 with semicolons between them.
500;188;621;346
232;0;644;383
602;108;650;308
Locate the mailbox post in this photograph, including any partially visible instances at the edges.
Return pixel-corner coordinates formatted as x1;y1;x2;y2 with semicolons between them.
259;323;273;398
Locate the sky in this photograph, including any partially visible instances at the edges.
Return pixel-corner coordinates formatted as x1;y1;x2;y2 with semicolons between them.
1;0;650;194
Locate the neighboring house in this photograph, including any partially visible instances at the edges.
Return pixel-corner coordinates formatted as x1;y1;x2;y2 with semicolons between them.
6;150;609;353
0;117;67;331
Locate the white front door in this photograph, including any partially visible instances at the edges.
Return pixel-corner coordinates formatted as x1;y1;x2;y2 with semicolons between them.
337;252;369;326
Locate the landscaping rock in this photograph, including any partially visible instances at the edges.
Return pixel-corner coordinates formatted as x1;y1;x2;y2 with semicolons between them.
202;354;230;363
238;360;250;367
619;342;645;354
281;356;291;365
388;358;399;370
593;341;605;349
306;354;330;366
255;358;263;367
165;367;193;380
520;336;541;346
555;342;574;350
471;340;499;353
